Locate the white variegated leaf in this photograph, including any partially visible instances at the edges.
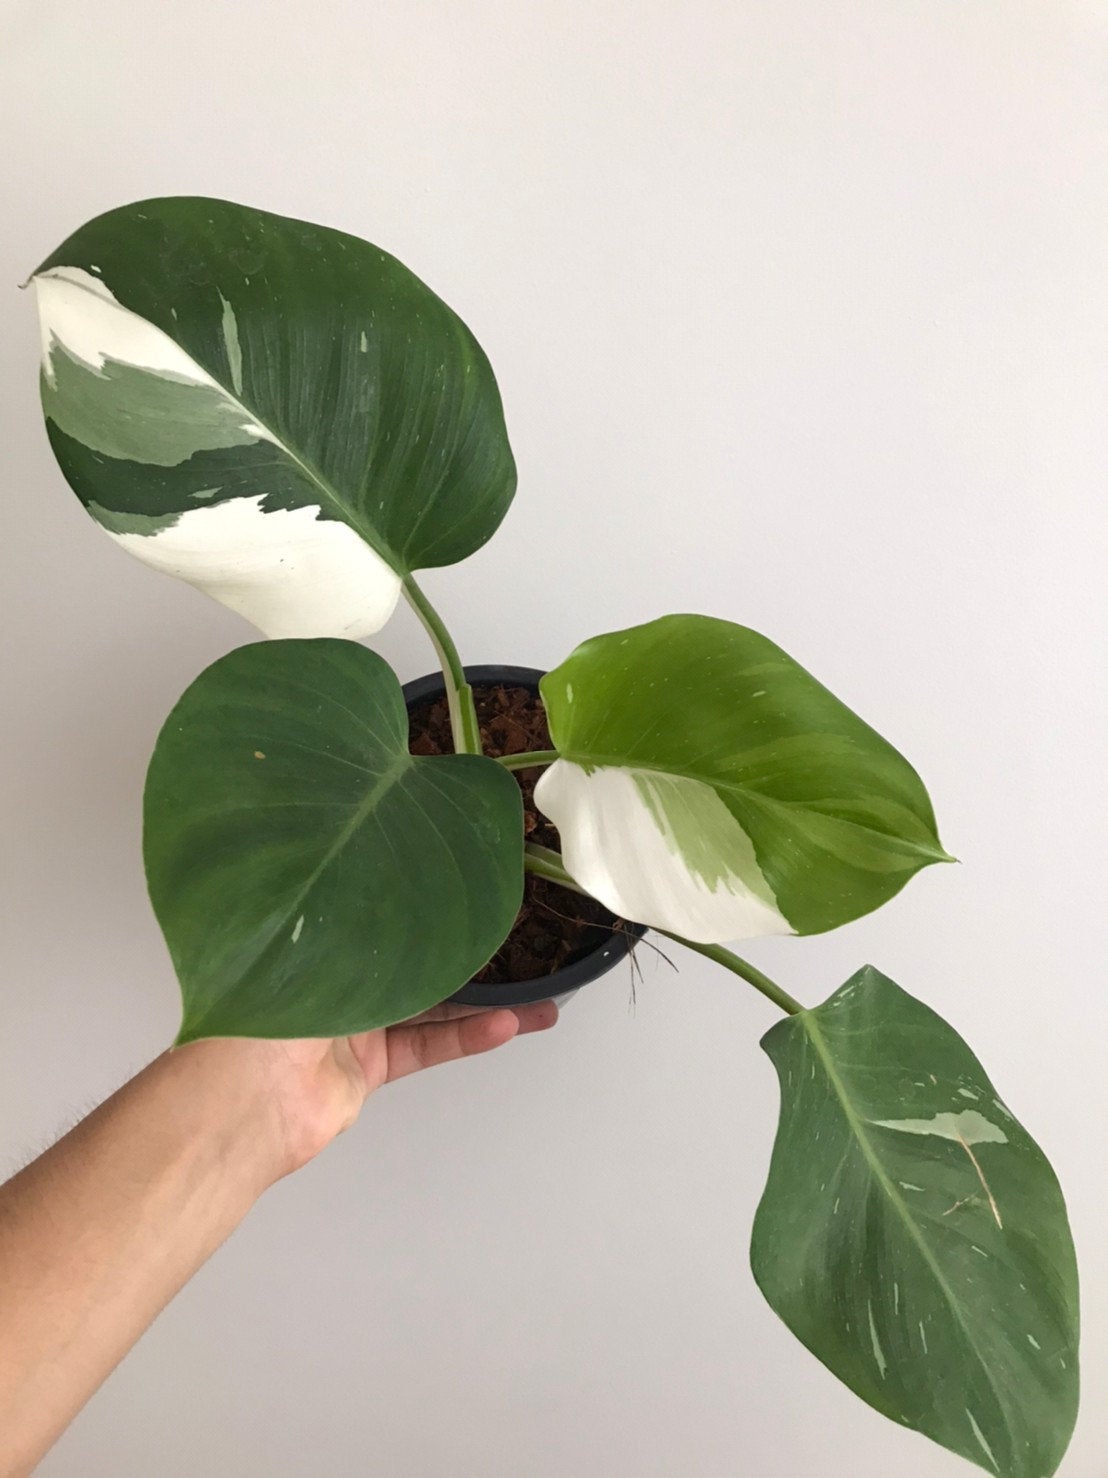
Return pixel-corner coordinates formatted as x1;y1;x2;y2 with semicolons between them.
536;615;951;943
32;197;516;636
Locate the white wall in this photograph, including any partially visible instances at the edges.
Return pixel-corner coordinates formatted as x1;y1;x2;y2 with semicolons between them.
1;3;1104;1474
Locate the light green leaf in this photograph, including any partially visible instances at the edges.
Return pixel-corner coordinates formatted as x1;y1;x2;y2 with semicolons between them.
143;639;523;1042
33;196;515;637
751;966;1079;1477
535;615;950;942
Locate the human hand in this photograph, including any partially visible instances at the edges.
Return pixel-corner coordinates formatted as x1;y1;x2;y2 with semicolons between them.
174;1000;560;1180
0;999;557;1472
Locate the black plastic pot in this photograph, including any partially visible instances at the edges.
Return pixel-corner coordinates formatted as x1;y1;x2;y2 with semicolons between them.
402;664;646;1009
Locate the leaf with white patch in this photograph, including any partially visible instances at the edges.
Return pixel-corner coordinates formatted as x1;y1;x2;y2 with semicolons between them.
144;639;523;1041
751;966;1079;1477
32;197;515;637
535;615;950;942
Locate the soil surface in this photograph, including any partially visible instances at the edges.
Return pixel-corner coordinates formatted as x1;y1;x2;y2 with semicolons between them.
407;682;620;985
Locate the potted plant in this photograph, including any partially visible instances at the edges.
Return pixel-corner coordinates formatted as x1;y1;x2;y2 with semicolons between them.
29;196;1079;1477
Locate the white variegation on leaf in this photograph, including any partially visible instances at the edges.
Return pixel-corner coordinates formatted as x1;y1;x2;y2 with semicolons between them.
32;197;516;638
36;267;400;639
37;267;251;394
535;761;792;942
108;495;401;640
537;615;951;943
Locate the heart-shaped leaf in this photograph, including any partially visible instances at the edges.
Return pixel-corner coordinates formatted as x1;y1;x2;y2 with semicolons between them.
33;196;515;637
751;966;1079;1477
535;615;951;942
144;639;523;1042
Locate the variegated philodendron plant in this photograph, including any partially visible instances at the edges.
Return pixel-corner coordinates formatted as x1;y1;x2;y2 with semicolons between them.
29;198;1078;1477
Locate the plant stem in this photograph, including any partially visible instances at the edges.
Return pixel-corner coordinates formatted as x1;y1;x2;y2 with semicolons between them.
652;931;803;1016
402;575;482;755
497;749;559;772
522;844;803;1016
523;842;582;885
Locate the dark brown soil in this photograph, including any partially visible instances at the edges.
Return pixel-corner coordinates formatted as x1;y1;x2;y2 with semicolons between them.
407;682;620;985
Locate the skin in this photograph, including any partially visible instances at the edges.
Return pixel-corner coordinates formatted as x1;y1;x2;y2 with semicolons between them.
0;999;558;1477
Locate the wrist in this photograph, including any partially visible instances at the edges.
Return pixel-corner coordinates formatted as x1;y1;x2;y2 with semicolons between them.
156;1037;304;1191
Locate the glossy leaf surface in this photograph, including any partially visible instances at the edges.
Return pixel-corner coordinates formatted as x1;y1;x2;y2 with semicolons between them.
536;615;950;942
33;196;515;637
144;640;523;1042
751;966;1079;1477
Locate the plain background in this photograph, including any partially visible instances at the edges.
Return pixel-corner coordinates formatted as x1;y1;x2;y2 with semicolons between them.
1;3;1104;1475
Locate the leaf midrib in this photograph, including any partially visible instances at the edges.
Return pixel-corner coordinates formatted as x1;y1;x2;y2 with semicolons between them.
181;753;412;1035
559;752;946;863
53;270;406;573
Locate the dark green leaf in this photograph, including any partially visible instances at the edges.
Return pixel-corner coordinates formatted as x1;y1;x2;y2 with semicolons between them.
751;966;1079;1477
144;639;523;1042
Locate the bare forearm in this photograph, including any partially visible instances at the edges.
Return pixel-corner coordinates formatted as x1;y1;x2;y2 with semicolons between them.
0;1002;554;1474
0;1041;289;1475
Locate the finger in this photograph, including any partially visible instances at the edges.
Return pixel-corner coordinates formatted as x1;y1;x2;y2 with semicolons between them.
385;1001;558;1084
403;998;560;1032
510;999;560;1035
407;1002;492;1024
385;1008;520;1083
